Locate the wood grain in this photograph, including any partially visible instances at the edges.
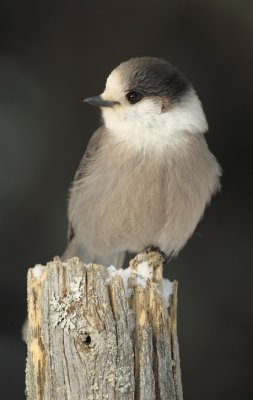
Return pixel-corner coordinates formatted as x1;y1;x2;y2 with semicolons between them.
26;252;183;400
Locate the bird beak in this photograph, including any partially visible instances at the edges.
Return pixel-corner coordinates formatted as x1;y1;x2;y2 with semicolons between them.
83;95;118;108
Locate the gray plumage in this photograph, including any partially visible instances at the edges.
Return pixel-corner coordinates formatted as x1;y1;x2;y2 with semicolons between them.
63;57;221;268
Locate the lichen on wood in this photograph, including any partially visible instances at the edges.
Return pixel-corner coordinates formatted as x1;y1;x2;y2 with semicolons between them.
26;251;183;400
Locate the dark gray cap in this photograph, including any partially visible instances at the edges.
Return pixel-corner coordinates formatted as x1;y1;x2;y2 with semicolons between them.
117;57;191;102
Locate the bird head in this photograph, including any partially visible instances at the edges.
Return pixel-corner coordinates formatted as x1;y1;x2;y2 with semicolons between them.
84;57;208;150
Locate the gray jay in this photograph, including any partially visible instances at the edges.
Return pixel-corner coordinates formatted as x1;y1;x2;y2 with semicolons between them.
63;57;221;268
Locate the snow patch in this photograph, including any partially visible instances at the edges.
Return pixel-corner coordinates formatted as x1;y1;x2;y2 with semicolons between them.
108;262;152;293
136;261;153;288
162;278;174;307
107;265;133;298
107;263;173;306
32;264;44;279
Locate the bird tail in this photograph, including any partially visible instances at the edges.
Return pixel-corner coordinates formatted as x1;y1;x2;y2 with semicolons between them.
62;238;126;269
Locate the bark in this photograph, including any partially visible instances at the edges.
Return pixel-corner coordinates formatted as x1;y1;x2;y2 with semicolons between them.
25;251;183;400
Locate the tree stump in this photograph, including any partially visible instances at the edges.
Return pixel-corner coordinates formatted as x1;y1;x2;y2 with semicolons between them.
25;251;183;400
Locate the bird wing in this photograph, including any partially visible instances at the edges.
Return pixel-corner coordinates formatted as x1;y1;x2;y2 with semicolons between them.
66;126;106;243
73;126;105;183
63;125;126;269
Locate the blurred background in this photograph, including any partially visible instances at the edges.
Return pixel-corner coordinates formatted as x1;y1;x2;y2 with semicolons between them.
0;0;252;398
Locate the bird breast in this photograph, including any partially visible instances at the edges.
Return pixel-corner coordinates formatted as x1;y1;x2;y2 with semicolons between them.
69;131;220;257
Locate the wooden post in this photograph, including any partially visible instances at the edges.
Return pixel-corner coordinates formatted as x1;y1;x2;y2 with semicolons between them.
25;251;183;400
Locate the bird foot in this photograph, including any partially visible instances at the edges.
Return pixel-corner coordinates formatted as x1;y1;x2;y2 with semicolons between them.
145;246;166;263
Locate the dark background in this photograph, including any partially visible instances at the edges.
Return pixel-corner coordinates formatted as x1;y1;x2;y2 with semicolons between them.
0;0;252;398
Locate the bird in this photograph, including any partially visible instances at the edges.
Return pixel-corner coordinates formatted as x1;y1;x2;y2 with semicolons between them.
63;57;221;268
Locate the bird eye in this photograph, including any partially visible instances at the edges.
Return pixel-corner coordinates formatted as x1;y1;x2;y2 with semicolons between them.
126;91;143;104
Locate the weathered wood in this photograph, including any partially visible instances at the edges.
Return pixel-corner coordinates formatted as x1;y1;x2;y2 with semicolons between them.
26;251;183;400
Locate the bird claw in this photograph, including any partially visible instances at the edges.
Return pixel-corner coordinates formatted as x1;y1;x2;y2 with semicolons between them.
145;246;166;263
